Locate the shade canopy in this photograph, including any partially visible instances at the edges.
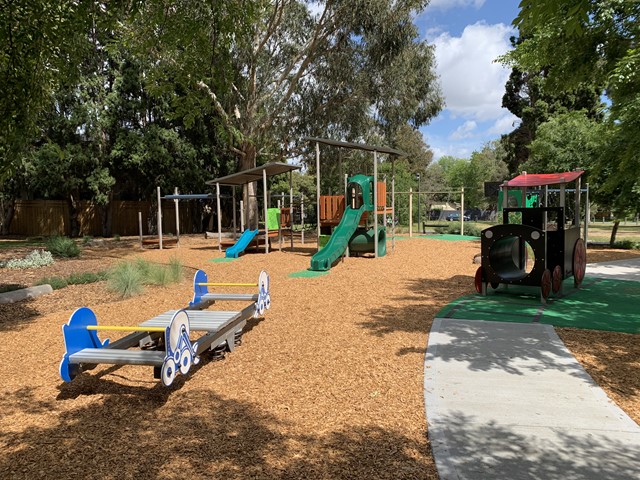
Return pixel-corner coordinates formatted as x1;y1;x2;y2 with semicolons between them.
303;137;406;157
205;162;302;186
505;171;584;188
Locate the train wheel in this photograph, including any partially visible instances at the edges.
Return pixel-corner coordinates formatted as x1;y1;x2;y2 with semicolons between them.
541;269;552;299
161;358;176;387
179;349;192;375
552;265;563;294
573;238;587;287
474;266;484;294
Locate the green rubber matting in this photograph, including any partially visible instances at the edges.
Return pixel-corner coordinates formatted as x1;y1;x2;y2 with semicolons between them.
288;269;330;278
436;277;640;333
395;234;480;241
209;257;236;263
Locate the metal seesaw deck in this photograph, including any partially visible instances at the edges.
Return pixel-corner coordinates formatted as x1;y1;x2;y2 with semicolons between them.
60;270;271;387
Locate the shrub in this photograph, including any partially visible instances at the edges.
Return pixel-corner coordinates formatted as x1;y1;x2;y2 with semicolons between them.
107;261;144;298
35;276;69;290
46;236;80;258
106;258;183;298
82;236;93;245
67;271;108;284
435;222;483;237
35;270;108;290
0;284;26;293
113;234;121;241
612;239;638;250
168;256;183;283
2;250;55;269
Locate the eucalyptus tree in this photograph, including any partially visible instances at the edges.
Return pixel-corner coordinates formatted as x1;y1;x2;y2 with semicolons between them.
129;0;443;226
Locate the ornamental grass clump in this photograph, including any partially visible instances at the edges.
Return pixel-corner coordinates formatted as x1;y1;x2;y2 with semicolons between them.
107;257;183;298
107;261;144;298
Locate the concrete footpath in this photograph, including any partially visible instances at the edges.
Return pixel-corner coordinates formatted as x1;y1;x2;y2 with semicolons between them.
586;257;640;281
424;260;640;479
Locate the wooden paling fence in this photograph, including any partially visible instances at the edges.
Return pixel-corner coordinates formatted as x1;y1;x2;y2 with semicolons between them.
8;200;199;237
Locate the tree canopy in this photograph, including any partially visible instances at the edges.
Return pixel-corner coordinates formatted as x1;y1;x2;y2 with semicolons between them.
1;1;444;235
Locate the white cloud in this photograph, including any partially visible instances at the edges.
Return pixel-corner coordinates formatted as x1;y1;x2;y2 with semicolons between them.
427;0;485;11
432;22;515;121
450;120;477;140
487;113;519;135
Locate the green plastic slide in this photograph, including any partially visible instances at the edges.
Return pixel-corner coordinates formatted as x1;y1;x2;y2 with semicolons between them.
310;207;364;271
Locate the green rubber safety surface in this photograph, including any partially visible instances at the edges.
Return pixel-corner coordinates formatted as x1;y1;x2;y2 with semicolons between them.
288;269;330;278
394;234;480;241
208;257;236;263
420;234;480;241
437;277;640;334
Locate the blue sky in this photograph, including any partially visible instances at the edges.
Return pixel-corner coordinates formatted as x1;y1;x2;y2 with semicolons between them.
417;0;521;160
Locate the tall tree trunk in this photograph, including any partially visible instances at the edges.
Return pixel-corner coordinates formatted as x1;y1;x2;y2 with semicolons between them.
609;220;620;246
67;191;81;237
0;196;15;235
101;198;113;238
240;142;259;229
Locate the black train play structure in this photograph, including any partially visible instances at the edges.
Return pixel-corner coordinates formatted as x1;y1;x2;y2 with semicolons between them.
475;171;587;302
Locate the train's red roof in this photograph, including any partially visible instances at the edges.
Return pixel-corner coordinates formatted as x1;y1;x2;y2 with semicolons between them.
505;171;584;187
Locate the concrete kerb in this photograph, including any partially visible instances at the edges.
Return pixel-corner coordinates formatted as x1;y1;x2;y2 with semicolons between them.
0;285;53;304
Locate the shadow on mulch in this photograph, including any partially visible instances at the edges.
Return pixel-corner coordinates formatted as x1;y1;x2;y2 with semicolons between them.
1;386;437;479
558;327;640;402
0;300;40;332
361;274;474;340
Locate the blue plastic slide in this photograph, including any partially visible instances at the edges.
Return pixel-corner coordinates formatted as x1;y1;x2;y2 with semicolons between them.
225;229;259;258
310;207;365;271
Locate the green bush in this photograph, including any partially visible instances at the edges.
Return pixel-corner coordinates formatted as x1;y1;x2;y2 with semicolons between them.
1;250;55;269
35;276;69;290
612;240;639;250
0;284;26;293
113;234;121;241
107;258;182;298
35;270;108;290
107;261;144;298
82;236;93;245
168;257;183;282
67;271;108;284
46;236;80;258
435;222;483;237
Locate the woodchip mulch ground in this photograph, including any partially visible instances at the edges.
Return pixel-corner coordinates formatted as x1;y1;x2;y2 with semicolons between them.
0;235;638;479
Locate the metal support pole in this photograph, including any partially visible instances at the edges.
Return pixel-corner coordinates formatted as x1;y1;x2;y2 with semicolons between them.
174;187;180;246
417;174;421;234
157;186;163;250
316;142;320;251
409;188;413;237
460;187;465;236
232;187;237;240
138;211;143;249
575;176;581;227
290;170;294;250
301;194;305;244
263;169;269;254
216;182;222;252
240;200;245;232
392;159;395;252
584;183;590;246
374;150;378;258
